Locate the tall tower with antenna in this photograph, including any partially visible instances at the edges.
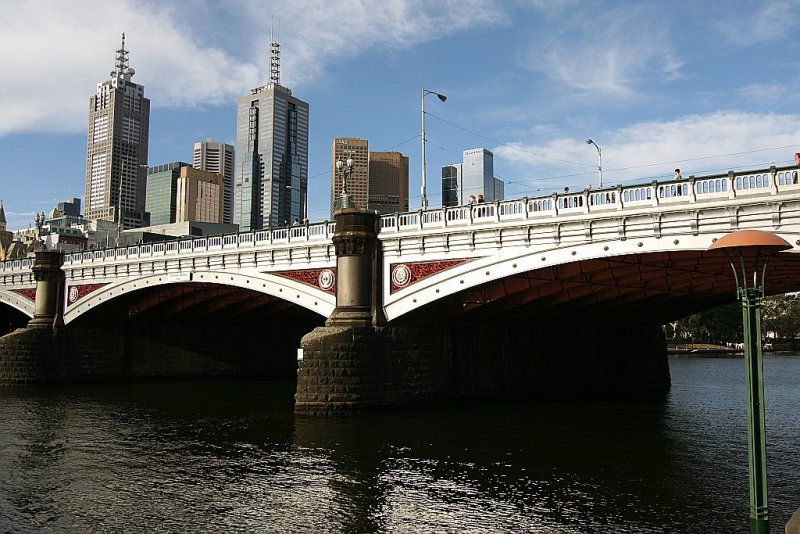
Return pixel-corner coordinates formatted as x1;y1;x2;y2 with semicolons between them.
234;31;308;230
84;33;150;228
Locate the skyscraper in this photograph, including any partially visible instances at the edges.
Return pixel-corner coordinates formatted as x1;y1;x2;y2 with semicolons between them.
234;41;308;230
193;138;234;224
331;137;369;213
84;33;150;229
442;148;504;206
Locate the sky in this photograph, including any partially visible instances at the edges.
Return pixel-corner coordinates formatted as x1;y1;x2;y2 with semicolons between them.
2;0;800;231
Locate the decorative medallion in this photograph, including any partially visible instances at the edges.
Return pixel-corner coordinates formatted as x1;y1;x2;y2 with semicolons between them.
318;269;335;291
66;283;109;306
391;264;411;288
11;288;36;302
389;258;475;293
272;268;337;294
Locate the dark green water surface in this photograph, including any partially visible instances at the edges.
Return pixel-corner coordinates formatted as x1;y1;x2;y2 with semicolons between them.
1;355;798;533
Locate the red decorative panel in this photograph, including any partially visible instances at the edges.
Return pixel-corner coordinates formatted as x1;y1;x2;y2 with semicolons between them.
12;288;37;302
390;258;474;293
272;268;336;294
67;283;109;306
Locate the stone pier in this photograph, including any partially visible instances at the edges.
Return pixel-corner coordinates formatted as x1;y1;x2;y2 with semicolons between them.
294;206;670;413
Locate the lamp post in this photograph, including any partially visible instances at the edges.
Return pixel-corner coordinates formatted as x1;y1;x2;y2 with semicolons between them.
335;156;355;210
586;138;603;188
34;211;46;250
707;230;792;534
421;88;446;211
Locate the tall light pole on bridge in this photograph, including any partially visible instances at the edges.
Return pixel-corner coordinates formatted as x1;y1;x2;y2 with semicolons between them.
421;88;446;211
586;138;603;188
707;230;792;534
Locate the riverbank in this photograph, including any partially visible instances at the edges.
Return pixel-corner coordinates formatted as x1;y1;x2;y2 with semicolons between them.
667;343;738;355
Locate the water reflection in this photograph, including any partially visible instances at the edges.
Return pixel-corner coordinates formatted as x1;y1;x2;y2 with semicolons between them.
0;356;798;532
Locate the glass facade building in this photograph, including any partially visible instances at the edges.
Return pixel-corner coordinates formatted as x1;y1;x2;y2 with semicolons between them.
234;57;308;230
441;148;504;206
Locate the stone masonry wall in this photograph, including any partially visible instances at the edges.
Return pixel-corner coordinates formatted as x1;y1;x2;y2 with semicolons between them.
0;324;297;385
296;326;456;412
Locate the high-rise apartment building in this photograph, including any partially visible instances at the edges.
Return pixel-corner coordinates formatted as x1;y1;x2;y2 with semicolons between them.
84;34;150;229
331;138;369;212
234;41;308;230
442;148;504;206
368;151;409;214
193;138;234;224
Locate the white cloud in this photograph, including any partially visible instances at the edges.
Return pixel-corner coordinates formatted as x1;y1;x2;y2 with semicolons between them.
0;0;508;137
524;4;683;98
495;111;800;191
720;1;798;46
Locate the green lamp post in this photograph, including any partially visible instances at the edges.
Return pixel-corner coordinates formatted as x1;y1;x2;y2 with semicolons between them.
707;230;792;534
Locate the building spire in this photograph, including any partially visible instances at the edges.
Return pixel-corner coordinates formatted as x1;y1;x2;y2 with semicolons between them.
111;32;131;79
0;200;6;230
269;20;280;85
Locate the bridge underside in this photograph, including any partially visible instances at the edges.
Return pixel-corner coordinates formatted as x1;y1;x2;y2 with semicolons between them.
405;250;800;326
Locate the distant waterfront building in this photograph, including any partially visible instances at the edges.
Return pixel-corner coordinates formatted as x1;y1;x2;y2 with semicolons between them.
84;33;150;229
442;148;504;206
368;151;409;214
234;40;308;230
331;137;369;213
193;138;234;224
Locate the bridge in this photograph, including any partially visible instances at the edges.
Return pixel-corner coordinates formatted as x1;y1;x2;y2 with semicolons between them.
2;164;800;411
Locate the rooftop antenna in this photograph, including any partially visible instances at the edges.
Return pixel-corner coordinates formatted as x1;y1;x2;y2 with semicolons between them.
111;32;130;78
270;20;280;85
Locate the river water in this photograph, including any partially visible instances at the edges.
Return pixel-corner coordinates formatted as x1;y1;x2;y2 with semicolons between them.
1;355;798;533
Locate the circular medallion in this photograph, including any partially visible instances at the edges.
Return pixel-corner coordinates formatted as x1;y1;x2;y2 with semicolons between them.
68;286;79;303
318;269;335;290
392;264;411;287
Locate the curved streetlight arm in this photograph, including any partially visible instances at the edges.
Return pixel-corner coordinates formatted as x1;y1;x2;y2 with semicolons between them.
421;88;447;211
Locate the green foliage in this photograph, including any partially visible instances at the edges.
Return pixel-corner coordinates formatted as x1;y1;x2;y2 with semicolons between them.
665;293;800;342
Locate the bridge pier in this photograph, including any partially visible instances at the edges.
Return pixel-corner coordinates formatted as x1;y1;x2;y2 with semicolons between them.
27;249;65;329
295;208;670;413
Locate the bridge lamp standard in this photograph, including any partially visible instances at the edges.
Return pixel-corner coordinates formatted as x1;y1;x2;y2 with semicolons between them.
421;88;446;211
335;156;355;210
707;230;792;534
34;211;46;250
586;139;603;188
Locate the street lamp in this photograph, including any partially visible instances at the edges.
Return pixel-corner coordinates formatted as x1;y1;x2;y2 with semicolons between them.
586;139;603;188
707;229;792;534
335;156;355;210
34;212;46;250
421;88;446;210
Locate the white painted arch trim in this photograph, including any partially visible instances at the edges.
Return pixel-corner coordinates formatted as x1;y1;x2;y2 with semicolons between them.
64;270;335;324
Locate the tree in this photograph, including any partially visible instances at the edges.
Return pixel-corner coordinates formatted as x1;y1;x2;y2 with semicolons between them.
762;294;800;339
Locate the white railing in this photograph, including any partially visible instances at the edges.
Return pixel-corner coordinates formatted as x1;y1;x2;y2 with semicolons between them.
2;165;799;271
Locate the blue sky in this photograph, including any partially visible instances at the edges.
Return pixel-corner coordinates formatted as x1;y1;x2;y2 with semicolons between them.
2;0;800;230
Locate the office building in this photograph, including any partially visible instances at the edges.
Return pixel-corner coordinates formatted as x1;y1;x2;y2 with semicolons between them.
146;162;224;225
145;162;189;226
234;41;308;230
442;148;504;206
368;151;409;214
84;33;150;229
331;137;369;212
176;166;224;223
193;138;234;224
330;138;409;214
